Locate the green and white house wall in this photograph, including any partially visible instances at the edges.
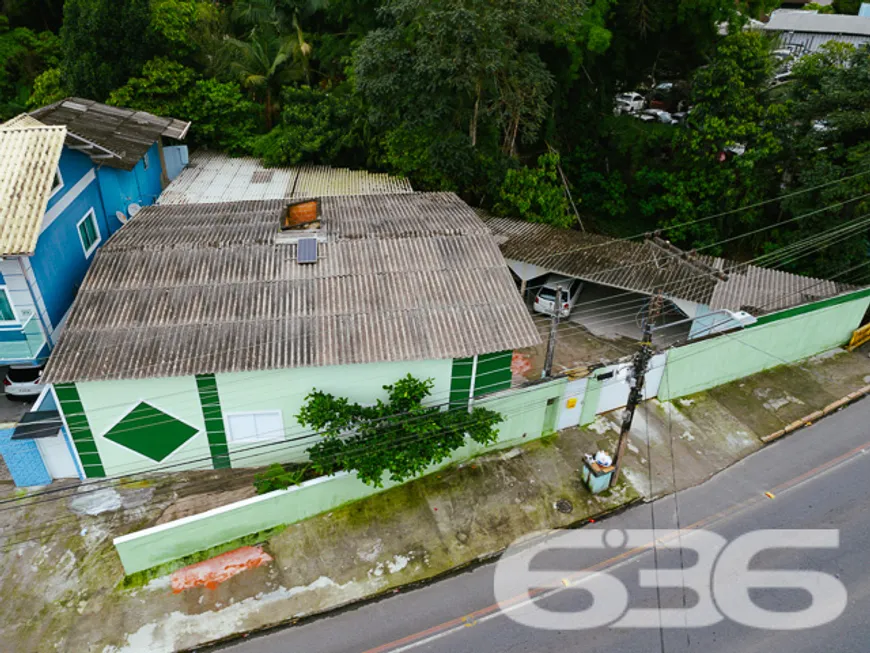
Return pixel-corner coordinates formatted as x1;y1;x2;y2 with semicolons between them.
46;351;516;482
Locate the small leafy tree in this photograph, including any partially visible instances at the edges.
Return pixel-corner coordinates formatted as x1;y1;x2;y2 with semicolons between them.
299;375;503;487
496;152;573;228
27;67;67;109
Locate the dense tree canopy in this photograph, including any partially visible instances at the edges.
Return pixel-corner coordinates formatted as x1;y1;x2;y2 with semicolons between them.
1;0;869;282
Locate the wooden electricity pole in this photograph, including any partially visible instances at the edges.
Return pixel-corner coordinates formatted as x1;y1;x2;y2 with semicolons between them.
542;287;563;378
610;292;663;487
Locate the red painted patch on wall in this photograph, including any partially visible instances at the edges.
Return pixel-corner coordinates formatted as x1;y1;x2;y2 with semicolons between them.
511;352;532;376
170;545;273;593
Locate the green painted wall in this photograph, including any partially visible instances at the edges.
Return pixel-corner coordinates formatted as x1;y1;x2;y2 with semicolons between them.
579;373;605;426
449;351;513;408
214;359;453;468
64;359;454;475
449;357;474;408
196;374;230;469
113;378;567;575
74;376;212;477
659;293;870;400
54;383;105;478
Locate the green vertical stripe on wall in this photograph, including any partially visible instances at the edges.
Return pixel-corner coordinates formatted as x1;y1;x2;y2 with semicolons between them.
449;357;474;408
54;383;106;478
196;374;230;469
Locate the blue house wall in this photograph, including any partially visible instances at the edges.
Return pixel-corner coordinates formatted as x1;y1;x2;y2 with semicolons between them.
29;148;112;333
27;142;166;342
96;142;165;231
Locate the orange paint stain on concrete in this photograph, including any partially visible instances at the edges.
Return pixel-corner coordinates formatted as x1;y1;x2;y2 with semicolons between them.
170;546;273;593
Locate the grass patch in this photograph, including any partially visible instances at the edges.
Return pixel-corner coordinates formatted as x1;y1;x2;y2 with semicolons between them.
538;432;560;447
119;524;287;589
117;478;153;490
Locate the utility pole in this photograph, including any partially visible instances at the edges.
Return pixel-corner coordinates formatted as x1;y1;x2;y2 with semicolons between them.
542;287;562;378
610;292;663;487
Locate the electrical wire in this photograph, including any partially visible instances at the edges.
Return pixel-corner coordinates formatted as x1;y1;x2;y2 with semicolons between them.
8;193;870;513
0;394;556;549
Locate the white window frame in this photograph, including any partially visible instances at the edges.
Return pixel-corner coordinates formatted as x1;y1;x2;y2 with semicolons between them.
0;286;19;326
49;167;64;199
76;208;101;258
224;410;285;444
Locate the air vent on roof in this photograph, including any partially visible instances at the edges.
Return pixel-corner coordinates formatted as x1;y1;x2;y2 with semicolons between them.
297;238;318;264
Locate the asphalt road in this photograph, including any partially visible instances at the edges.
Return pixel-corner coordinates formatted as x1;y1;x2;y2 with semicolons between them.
215;398;870;653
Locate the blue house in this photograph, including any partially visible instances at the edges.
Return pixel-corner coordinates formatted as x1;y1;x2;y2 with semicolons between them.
0;99;189;368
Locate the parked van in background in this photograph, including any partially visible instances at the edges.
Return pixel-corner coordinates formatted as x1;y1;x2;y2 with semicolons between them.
534;275;584;317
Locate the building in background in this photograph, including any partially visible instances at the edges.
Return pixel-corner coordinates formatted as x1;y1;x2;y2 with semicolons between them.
763;11;870;55
0;100;189;367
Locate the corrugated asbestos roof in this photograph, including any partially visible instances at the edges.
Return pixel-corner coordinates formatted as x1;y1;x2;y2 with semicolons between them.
294;165;413;197
0;115;66;255
484;216;854;313
158;150;412;205
484;216;719;305
764;11;870;36
703;256;853;313
30;98;190;171
44;194;540;383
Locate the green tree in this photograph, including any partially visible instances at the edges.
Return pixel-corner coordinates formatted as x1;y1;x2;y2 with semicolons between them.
496;152;573;228
772;43;870;279
150;0;221;59
250;84;366;166
832;0;861;14
803;2;836;13
226;0;320;127
299;375;503;487
60;0;155;100
107;57;259;151
0;16;60;117
226;28;299;129
655;31;785;250
354;0;571;156
27;66;66;109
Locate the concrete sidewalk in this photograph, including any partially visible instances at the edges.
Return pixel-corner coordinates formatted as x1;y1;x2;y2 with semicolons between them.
1;348;869;652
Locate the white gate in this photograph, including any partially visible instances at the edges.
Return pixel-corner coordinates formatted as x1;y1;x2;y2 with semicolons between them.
591;353;667;416
557;377;588;430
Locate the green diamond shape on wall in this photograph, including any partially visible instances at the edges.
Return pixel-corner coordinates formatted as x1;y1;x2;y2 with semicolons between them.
104;402;198;462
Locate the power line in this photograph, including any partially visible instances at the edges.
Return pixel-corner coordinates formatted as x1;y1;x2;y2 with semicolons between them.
12;200;870;506
0;395;555;549
38;184;870;388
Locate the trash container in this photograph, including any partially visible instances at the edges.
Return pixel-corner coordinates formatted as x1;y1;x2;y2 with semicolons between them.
581;453;614;494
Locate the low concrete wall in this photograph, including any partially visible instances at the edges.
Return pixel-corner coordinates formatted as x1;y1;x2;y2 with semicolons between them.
114;379;567;575
659;289;870;400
